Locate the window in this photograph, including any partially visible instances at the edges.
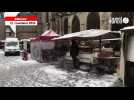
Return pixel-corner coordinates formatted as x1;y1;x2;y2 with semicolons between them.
6;42;18;46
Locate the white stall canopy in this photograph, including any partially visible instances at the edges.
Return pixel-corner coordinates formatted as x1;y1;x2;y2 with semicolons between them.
120;26;134;31
77;29;111;38
52;29;114;40
52;31;83;40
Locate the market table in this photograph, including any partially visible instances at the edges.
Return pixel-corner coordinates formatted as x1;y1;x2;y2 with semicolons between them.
95;56;120;73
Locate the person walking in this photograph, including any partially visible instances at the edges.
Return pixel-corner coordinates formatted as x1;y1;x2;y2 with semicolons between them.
70;39;80;69
22;49;28;61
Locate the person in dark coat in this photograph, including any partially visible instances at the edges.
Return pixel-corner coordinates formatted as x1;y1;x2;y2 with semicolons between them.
70;39;80;69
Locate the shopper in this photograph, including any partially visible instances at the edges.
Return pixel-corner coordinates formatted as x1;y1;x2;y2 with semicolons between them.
70;39;79;69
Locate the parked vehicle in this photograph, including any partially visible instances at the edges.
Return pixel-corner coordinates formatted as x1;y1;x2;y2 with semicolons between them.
4;38;20;56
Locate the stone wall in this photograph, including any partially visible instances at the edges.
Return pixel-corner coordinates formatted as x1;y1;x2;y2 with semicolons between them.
61;12;112;34
0;12;5;40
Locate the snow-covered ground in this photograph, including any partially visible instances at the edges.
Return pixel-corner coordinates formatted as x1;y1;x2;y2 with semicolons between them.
0;49;123;87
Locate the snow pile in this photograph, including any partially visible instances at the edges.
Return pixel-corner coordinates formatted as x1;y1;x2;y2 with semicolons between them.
0;64;10;70
66;71;118;87
74;75;118;87
0;50;119;87
39;65;68;80
0;50;4;54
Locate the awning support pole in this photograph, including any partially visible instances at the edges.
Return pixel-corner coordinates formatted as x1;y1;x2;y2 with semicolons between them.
99;36;102;53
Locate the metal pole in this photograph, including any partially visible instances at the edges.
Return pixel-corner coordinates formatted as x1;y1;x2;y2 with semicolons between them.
99;36;102;53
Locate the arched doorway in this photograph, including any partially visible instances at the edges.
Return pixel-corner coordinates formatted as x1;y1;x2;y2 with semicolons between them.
72;15;80;33
87;12;100;29
64;18;68;34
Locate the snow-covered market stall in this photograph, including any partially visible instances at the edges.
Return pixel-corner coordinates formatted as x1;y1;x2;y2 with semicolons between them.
30;30;60;62
52;29;121;73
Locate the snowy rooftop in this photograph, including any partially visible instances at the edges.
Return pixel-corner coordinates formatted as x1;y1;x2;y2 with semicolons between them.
5;38;19;42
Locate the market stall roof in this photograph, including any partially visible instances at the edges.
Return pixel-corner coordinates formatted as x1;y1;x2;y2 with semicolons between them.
52;29;112;40
41;29;60;37
31;29;60;41
77;29;111;38
52;30;83;40
110;31;121;33
120;26;134;31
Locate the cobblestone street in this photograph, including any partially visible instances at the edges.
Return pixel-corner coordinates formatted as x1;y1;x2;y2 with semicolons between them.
0;50;122;87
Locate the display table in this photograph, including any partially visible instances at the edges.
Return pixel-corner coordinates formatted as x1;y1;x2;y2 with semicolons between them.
95;56;120;72
65;52;94;64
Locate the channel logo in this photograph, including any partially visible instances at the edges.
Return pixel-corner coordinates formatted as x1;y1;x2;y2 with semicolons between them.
109;17;129;24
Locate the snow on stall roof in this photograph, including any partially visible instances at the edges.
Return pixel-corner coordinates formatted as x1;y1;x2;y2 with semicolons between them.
52;30;86;40
41;29;60;37
120;26;134;30
110;31;121;34
52;29;111;40
5;38;19;42
77;29;111;38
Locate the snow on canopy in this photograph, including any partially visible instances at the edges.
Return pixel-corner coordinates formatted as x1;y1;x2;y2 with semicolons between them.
31;29;60;41
77;29;111;38
52;29;111;40
120;26;134;31
52;29;120;40
41;29;60;37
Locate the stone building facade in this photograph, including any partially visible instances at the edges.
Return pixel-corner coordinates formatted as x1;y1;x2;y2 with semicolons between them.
44;12;134;36
9;12;134;40
16;12;43;40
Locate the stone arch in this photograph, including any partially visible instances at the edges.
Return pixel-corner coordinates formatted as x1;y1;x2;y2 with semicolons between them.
72;15;80;33
64;18;68;34
87;12;100;29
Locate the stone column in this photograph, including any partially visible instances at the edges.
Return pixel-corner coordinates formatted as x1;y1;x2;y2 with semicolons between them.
100;12;112;30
